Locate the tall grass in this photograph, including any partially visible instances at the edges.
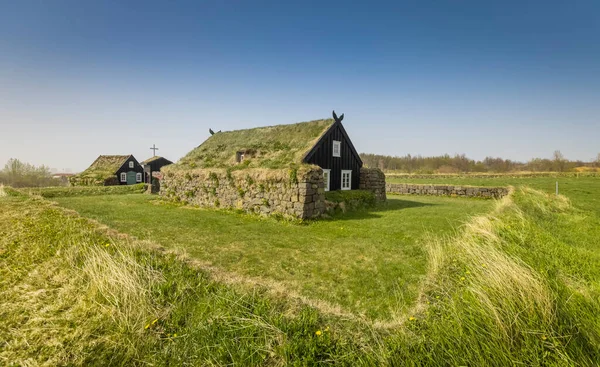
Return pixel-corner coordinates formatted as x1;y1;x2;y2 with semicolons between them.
388;188;600;365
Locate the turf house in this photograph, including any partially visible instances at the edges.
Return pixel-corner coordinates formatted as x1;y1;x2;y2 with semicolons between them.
161;111;386;219
70;155;145;186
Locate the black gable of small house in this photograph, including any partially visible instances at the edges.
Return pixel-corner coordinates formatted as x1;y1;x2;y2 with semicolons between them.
143;157;173;173
303;120;363;191
115;155;144;185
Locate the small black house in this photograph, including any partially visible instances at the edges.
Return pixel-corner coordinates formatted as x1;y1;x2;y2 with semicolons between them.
70;155;144;186
141;156;173;183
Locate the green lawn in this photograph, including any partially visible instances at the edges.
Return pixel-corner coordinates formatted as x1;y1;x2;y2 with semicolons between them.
387;175;600;214
54;194;493;321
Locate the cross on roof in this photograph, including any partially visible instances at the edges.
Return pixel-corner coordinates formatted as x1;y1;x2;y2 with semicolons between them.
150;144;159;157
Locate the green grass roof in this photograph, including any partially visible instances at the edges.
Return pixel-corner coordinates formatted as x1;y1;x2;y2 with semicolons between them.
77;155;130;179
141;156;165;164
176;119;334;169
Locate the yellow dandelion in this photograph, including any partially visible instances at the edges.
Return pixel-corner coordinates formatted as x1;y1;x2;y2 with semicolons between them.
315;330;322;336
173;333;177;337
409;316;416;321
151;318;158;325
144;324;150;329
105;243;110;247
460;276;465;281
324;326;330;332
465;271;470;274
542;335;547;340
482;264;487;268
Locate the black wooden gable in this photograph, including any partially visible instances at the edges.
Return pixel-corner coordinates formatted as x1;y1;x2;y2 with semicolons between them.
303;118;363;191
115;155;143;174
303;120;362;166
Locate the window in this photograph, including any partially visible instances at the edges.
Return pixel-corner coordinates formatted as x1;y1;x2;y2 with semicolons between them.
323;169;331;191
136;173;142;182
332;140;341;157
341;170;352;190
129;161;134;168
120;172;126;182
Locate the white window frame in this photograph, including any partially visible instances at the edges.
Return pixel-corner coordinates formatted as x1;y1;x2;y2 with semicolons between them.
136;173;142;182
341;170;352;190
332;140;341;157
129;161;134;168
323;169;331;192
120;172;127;182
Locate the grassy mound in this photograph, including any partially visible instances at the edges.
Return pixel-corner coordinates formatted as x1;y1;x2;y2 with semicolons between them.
388;188;600;365
23;183;147;198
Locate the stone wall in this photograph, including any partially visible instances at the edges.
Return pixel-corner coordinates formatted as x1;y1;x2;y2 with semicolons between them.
160;166;326;219
359;168;387;201
387;183;509;199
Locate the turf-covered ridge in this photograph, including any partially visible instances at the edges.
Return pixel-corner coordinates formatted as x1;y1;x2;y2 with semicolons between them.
173;118;334;170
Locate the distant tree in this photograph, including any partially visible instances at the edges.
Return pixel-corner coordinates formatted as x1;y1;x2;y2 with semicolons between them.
553;150;567;172
595;153;600;168
0;158;59;187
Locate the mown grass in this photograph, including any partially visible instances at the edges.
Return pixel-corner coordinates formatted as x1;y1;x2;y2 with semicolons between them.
53;194;492;321
387;175;600;214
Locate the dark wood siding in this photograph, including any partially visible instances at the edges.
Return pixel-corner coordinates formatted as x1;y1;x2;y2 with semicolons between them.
304;122;362;190
142;157;173;183
144;157;173;173
115;156;144;185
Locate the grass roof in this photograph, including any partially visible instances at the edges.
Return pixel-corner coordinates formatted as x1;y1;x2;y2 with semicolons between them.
175;119;335;170
77;155;130;180
141;156;167;164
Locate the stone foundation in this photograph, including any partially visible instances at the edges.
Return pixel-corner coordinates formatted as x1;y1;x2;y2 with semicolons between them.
160;167;326;219
359;168;387;201
387;183;508;199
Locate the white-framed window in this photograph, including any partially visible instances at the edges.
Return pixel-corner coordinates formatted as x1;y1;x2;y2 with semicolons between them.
341;170;352;190
136;173;142;182
332;140;341;157
323;169;331;191
120;172;127;182
129;161;134;168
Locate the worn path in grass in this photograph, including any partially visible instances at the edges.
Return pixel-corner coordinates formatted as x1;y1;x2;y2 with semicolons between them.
54;194;493;321
387;175;600;214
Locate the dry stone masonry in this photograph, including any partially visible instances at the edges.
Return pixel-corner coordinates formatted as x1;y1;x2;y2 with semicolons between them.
160;167;326;219
359;168;387;201
386;183;509;199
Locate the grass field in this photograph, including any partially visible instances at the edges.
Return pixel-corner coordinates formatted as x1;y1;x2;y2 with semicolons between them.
3;180;600;365
53;194;493;321
387;175;600;213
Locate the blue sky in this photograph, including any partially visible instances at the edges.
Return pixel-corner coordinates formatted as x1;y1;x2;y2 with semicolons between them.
1;0;599;171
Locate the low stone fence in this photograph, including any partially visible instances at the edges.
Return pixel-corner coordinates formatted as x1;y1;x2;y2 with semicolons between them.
359;168;387;201
160;166;326;219
386;183;509;199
